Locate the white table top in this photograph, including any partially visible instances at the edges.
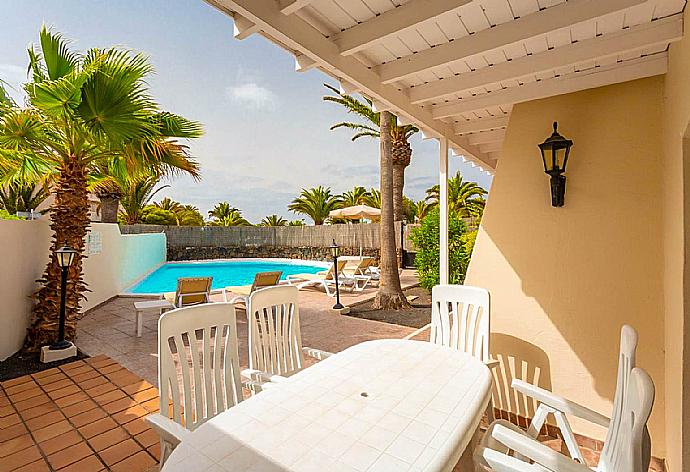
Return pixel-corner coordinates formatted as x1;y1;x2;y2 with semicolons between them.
162;339;492;472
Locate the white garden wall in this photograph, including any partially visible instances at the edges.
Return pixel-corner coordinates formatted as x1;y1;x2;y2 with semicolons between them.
0;221;165;360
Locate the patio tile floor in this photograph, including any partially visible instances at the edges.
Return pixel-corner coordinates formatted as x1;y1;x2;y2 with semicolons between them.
0;356;159;472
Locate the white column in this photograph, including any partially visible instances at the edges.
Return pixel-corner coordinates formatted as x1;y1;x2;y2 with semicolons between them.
439;137;449;285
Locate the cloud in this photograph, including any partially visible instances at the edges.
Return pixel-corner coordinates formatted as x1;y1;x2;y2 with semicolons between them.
226;82;277;110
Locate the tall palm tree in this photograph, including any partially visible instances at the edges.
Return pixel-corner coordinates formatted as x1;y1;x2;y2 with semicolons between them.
208;201;239;221
0;28;203;351
288;186;339;225
413;199;433;222
260;214;287;226
323;84;418;221
373;111;409;310
210;211;250;226
362;188;381;209
155;197;182;213
117;176;168;225
425;171;487;218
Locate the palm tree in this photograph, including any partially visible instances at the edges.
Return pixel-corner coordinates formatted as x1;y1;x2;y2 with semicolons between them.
210;210;250;226
155;197;182;213
339;186;369;207
118;176;168;225
323;84;418;221
261;214;287;226
413;199;433;222
288;219;305;226
362;188;381;209
208;201;239;221
425;171;487;218
0;180;50;215
0;28;203;351
176;205;204;226
373;111;409;310
288;186;339;225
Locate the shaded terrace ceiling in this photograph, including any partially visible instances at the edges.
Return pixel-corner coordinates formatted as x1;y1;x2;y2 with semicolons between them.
206;0;686;173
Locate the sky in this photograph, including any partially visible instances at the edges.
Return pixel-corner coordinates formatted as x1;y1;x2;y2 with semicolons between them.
1;0;492;223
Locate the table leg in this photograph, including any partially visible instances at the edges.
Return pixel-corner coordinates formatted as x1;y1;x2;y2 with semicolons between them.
136;310;143;337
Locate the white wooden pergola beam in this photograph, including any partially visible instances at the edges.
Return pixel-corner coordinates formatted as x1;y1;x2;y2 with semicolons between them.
332;0;473;56
479;142;502;154
433;53;668;119
410;14;682;104
376;0;647;84
278;0;315;15
454;116;509;134
210;0;496;170
468;129;506;146
295;53;317;72
233;14;260;40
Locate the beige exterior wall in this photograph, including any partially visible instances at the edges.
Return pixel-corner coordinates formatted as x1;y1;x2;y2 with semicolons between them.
0;221;165;360
662;14;690;471
465;77;668;456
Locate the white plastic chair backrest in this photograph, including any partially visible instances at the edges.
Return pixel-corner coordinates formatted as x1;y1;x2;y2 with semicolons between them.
158;303;243;432
247;285;304;377
598;325;648;472
598;366;655;472
430;285;490;362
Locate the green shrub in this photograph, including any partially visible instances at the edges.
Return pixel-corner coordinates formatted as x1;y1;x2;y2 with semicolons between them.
0;209;25;220
141;207;177;225
409;208;470;289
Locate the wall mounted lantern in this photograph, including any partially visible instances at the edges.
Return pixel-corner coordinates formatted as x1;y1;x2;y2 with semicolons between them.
538;122;573;207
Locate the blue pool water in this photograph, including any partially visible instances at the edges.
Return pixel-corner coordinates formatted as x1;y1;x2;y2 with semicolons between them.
126;259;327;294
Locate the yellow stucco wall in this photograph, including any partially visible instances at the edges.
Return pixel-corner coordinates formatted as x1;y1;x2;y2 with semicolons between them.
465;76;667;456
662;15;690;471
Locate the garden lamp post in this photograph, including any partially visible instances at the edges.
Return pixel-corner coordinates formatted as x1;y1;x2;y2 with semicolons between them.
330;239;344;310
50;242;77;350
538;122;573;207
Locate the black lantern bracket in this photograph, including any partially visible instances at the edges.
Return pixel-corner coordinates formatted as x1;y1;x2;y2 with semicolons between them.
538;122;573;207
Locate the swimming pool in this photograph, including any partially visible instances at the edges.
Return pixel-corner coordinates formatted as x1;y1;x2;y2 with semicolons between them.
125;259;328;294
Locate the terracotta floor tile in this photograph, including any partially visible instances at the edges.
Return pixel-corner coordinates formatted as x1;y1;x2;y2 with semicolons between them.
4;381;38;396
32;368;61;379
112;405;149;425
88;426;129;452
130;388;158;404
60;361;87;373
109;373;143;389
86;383;118;399
18;403;58;421
42;378;75;393
147;442;160;461
134;429;159;449
25;410;65;431
70;406;108;428
121;381;154;396
13;459;51;471
47;385;81;400
122;417;149;436
0;433;34;458
46;441;93;469
79;376;109;390
58;454;105;472
54;392;89;408
70;369;100;383
0;422;28;442
13;394;50;412
34;373;68;387
33;419;73;443
109;450;157;472
0;444;42;470
38;429;82;455
103;397;137;415
0;413;21;429
99;364;123;375
92;389;126;405
1;376;33;389
98;438;142;466
140;399;159;413
8;386;45;402
0;404;15;417
78;416;118;439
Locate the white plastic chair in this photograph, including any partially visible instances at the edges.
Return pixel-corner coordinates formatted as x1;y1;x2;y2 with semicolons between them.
474;367;655;472
430;285;498;418
242;285;332;390
144;303;247;466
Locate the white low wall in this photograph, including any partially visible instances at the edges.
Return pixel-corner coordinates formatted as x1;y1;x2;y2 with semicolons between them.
0;220;166;360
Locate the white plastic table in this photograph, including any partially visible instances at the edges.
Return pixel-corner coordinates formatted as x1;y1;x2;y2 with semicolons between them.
162;339;492;472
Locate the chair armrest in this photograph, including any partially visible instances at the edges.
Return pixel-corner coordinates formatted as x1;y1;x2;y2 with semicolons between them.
491;424;591;472
512;379;610;428
485;359;501;371
241;368;288;384
145;413;191;448
302;346;333;360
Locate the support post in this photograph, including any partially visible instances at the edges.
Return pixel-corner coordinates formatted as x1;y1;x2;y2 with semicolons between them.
439;137;449;285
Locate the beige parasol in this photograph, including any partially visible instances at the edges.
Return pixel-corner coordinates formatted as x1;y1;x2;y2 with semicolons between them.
329;205;381;221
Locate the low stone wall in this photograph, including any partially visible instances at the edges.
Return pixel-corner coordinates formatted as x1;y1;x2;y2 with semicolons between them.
168;245;380;263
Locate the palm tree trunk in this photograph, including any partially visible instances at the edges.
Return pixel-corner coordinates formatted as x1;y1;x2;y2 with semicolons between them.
392;138;412;222
374;112;409;310
24;158;90;352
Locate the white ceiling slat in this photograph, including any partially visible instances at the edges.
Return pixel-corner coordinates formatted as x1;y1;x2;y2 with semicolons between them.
333;0;376;23
481;0;516;26
409;14;682;104
455;115;510;134
213;0;496;169
468;129;507;145
479;141;503;153
433;53;668;118
375;0;647;84
332;0;474;56
457;2;492;34
507;0;540;18
233;14;260;39
279;0;317;15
